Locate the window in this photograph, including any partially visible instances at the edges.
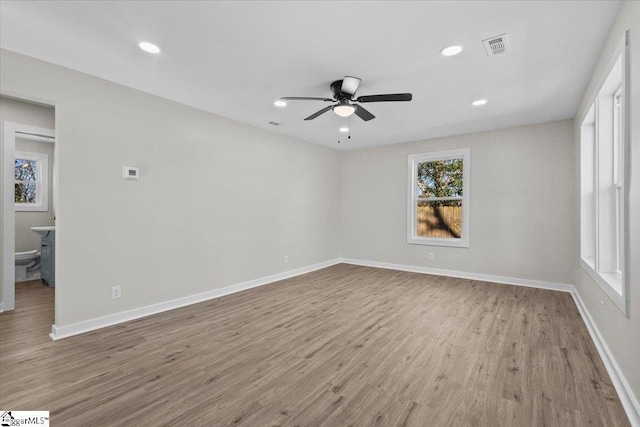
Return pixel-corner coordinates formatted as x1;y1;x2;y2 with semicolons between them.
580;33;629;314
407;148;469;247
14;151;48;212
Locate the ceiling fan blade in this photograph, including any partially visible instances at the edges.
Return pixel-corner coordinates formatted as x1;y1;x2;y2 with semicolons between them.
354;104;375;121
341;76;362;97
304;105;334;120
280;97;334;102
355;93;413;103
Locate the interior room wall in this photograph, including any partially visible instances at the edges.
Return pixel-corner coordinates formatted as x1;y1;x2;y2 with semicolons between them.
0;49;341;326
573;0;640;411
340;119;575;285
14;136;55;252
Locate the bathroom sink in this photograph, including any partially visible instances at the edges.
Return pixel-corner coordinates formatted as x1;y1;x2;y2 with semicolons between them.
31;226;55;237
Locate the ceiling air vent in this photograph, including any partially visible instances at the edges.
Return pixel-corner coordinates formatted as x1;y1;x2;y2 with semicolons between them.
482;33;510;56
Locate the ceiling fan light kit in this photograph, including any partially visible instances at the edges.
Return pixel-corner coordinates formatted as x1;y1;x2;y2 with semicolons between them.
333;103;356;117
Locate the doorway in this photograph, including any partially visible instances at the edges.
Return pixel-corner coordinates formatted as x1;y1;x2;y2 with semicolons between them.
2;117;55;315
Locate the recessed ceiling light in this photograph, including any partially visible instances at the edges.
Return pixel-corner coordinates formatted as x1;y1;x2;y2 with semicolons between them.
339;127;349;133
471;99;488;106
139;42;161;54
441;45;463;56
273;100;287;107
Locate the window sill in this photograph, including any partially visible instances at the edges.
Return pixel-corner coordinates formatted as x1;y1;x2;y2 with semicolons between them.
15;204;47;212
582;256;595;270
580;258;627;315
407;236;469;248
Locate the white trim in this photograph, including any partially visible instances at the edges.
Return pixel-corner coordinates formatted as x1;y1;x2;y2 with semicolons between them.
1;122;55;313
580;258;627;313
340;257;638;426
578;31;630;316
49;258;341;340
341;257;573;292
407;148;470;248
15;132;55;144
571;289;640;427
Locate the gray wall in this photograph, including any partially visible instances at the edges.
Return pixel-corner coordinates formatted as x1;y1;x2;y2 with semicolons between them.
340;119;575;285
573;0;640;407
0;97;55;252
0;49;341;325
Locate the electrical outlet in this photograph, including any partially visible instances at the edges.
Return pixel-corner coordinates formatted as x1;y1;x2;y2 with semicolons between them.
599;300;604;315
284;255;289;264
112;285;122;300
428;252;434;261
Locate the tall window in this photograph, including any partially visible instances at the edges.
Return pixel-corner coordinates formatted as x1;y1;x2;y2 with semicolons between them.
407;148;469;247
580;33;629;314
15;151;48;212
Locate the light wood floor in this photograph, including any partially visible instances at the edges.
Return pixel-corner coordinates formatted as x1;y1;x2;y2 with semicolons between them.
0;265;630;426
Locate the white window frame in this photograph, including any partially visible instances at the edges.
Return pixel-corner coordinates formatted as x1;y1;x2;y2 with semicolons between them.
14;150;48;212
613;84;622;275
579;32;629;315
407;148;470;247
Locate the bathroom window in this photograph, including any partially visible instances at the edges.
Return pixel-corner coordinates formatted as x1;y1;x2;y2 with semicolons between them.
15;151;48;212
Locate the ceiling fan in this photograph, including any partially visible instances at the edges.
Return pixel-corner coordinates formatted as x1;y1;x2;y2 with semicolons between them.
279;76;412;122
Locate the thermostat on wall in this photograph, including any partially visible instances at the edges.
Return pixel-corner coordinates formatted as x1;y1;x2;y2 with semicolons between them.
123;167;140;180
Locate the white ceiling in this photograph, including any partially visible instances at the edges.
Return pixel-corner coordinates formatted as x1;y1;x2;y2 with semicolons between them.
0;1;620;150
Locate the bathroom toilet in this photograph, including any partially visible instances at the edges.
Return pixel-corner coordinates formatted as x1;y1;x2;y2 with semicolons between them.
15;250;41;282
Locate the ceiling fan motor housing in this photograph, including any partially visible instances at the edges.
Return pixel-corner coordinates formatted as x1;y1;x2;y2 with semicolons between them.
331;80;350;100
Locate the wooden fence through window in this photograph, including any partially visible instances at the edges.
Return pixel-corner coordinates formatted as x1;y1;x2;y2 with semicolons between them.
417;203;462;238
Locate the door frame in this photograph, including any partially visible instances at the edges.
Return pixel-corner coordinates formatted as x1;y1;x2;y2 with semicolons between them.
1;121;55;312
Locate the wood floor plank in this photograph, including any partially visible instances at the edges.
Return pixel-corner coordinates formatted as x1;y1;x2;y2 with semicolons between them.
0;266;631;426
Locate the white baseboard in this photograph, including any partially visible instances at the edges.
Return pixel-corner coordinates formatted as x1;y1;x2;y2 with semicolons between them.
341;257;639;427
571;290;640;427
340;258;574;292
50;258;341;340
